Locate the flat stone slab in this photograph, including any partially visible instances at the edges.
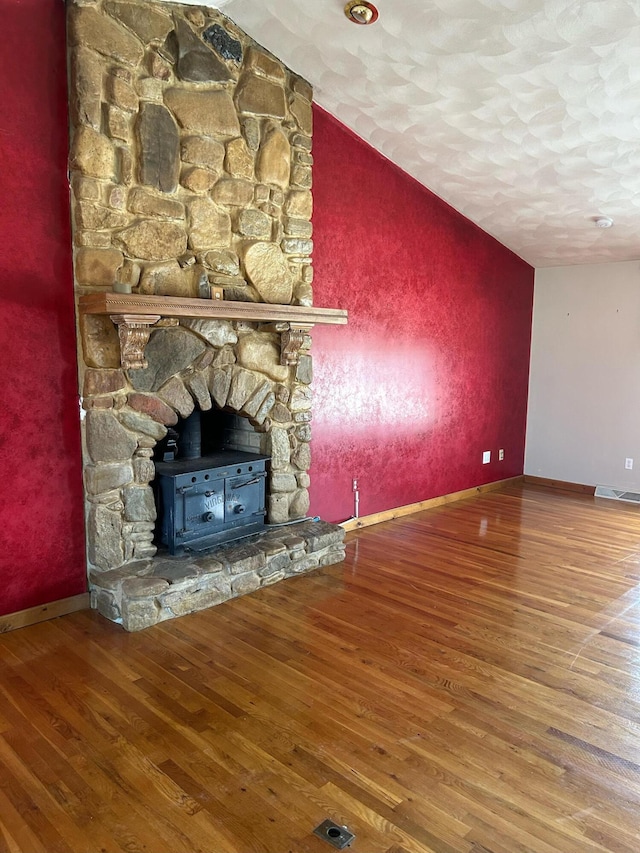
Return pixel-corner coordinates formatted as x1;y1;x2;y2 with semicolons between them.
90;520;345;631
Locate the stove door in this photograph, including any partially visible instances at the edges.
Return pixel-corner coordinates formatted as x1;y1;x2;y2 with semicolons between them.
182;480;225;543
225;472;267;528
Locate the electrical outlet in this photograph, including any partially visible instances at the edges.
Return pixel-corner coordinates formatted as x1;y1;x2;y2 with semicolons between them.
352;478;358;491
498;449;504;461
482;451;491;464
625;458;633;470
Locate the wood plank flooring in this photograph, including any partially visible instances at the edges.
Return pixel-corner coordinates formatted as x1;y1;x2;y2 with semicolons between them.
2;482;640;852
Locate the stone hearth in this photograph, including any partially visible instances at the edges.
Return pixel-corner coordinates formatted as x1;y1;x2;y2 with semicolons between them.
91;520;344;631
68;0;346;629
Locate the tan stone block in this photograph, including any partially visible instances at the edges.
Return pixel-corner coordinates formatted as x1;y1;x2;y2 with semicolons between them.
271;188;284;206
294;148;313;166
105;106;130;142
243;242;293;304
291;164;312;189
257;126;290;188
163;586;228;617
71;175;101;202
211;178;254;207
149;50;172;81
243;382;273;418
231;573;261;596
282;238;313;256
164;88;240;136
104;1;173;44
115;220;187;261
188;198;231;250
83;367;126;398
290;94;313;135
284;190;312;218
236;74;286;118
68;6;144;67
284;217;312;238
76;201;128;231
158;376;194;418
68;47;102;131
292;441;311;471
290;386;312;412
136;77;164;101
236;209;271;239
184;370;212;411
181;319;237;347
237;332;289;382
105;184;127;210
88;504;124;570
297;471;311;488
127;393;178;426
75;231;112;249
268;493;290;524
201;250;240;276
292;76;313;102
295;354;313;385
225;368;258;411
75;248;124;287
292;133;312;151
254;184;270;204
225;137;254;179
70;126;115;181
81;315;120;368
139;260;197;297
106;73;138;112
209;365;233;408
128;187;184;219
180;167;217;193
290;488;310;519
184;7;206;27
121;599;162;631
117;146;133;185
117;259;141;288
241;116;260;150
180;136;225;170
245;46;286;81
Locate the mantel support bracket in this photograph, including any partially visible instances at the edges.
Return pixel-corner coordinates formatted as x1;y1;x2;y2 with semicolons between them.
110;314;161;370
280;323;313;366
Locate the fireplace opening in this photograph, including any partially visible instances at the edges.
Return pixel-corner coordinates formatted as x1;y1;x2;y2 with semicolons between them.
153;410;270;556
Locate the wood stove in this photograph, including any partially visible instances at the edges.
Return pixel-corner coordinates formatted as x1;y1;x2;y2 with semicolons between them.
154;411;269;555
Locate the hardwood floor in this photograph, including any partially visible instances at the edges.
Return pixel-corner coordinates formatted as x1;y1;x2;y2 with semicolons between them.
2;482;640;852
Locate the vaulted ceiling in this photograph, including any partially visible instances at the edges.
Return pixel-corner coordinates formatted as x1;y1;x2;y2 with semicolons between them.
180;0;640;268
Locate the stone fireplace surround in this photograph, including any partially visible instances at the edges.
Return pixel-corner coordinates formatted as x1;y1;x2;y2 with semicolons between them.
69;0;346;629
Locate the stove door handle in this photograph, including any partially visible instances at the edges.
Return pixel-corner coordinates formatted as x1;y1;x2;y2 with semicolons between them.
235;477;261;488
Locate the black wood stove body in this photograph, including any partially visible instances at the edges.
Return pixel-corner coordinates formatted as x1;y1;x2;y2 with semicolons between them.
155;450;269;555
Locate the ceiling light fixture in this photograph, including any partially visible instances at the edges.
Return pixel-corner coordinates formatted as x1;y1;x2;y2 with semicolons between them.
344;1;379;25
594;216;614;228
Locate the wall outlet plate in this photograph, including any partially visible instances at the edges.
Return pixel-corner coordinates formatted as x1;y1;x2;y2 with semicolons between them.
625;458;633;470
498;449;504;461
482;451;491;464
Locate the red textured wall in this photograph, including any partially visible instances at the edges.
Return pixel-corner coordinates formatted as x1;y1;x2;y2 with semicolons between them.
310;107;534;523
0;0;86;614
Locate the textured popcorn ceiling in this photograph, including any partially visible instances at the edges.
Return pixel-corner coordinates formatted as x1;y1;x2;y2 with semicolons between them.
171;0;640;267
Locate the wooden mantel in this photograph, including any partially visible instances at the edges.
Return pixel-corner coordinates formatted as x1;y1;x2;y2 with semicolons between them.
78;292;348;369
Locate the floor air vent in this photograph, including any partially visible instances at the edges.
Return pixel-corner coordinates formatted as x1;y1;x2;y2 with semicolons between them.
595;485;640;504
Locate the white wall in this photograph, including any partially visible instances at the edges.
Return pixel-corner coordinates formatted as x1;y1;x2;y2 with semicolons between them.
525;260;640;489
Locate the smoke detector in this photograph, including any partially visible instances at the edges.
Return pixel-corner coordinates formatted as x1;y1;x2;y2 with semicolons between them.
594;216;614;228
344;2;379;25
